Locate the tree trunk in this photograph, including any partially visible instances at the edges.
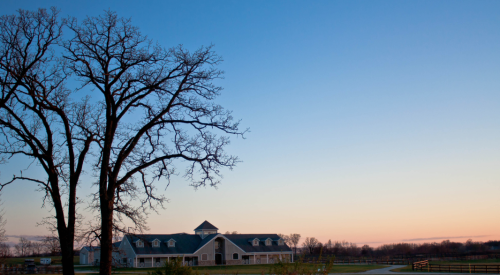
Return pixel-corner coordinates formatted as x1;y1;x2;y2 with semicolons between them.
59;237;75;275
99;198;114;275
51;174;75;275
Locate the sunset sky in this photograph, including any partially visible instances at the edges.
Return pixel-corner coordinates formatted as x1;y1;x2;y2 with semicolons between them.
1;0;499;247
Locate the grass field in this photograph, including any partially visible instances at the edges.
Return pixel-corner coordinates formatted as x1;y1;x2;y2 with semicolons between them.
2;258;387;274
2;256;80;266
74;263;388;274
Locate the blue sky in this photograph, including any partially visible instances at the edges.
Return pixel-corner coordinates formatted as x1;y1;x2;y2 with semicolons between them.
1;0;499;245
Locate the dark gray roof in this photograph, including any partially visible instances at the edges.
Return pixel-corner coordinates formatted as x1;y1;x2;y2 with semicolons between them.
82;241;121;252
225;234;292;253
125;233;292;255
194;221;218;230
125;233;211;255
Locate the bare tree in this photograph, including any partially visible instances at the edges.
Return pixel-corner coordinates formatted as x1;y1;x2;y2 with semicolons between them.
303;237;319;254
0;243;11;258
32;241;44;256
325;239;333;254
0;9;243;274
63;11;244;275
0;8;96;275
0;210;4;245
289;233;301;255
0;204;7;261
14;237;31;256
13;244;21;257
41;236;61;256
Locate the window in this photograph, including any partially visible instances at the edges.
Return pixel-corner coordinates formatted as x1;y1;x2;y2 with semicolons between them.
279;240;284;245
266;239;271;246
122;258;127;264
215;241;220;249
153;240;159;247
201;254;208;261
136;240;143;247
253;240;258;246
233;253;238;260
156;258;161;263
140;258;145;263
169;240;175;247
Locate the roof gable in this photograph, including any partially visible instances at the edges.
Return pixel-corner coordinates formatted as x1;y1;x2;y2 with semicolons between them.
193;234;219;253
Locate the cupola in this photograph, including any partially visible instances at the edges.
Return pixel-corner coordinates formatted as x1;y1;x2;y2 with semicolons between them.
194;220;218;239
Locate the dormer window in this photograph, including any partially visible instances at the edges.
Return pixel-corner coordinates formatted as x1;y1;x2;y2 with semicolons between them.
136;240;144;248
152;239;160;247
249;238;259;246
168;239;176;247
278;239;284;246
265;239;272;246
248;238;261;246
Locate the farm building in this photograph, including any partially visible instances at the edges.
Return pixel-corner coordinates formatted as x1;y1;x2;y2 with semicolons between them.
117;221;293;268
79;241;124;266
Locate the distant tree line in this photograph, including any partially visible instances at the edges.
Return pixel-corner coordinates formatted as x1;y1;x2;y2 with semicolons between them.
296;238;500;258
1;236;61;257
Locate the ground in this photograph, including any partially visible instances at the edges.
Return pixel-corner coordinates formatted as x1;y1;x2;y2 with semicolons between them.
73;264;388;274
2;255;80;266
4;257;500;274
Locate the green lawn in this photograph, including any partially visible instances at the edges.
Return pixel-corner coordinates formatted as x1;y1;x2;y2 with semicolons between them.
75;264;388;274
3;256;80;266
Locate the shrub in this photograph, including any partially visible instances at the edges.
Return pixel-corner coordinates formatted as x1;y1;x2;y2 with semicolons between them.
268;251;334;275
148;258;193;275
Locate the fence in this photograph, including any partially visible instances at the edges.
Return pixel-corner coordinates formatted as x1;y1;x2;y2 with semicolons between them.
412;260;500;273
302;253;500;265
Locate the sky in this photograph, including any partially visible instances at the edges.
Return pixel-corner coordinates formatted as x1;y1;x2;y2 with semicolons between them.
1;0;499;247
